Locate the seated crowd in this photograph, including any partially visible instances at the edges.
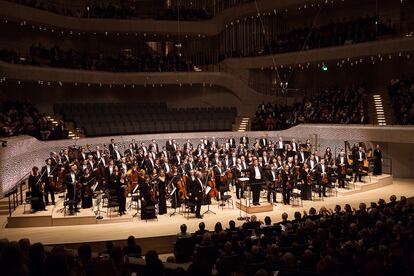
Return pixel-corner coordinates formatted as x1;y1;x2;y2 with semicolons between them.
8;0;215;21
225;16;396;58
1;195;412;275
0;45;194;73
388;78;414;125
252;85;368;130
0;101;68;140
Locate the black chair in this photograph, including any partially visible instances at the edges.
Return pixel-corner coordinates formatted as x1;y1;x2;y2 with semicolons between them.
290;187;303;207
107;190;119;218
174;236;194;263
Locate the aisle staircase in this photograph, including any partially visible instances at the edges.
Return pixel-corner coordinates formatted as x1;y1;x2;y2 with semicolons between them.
233;117;250;132
370;92;394;126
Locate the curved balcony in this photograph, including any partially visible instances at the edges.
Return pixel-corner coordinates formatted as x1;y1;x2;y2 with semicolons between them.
0;0;322;36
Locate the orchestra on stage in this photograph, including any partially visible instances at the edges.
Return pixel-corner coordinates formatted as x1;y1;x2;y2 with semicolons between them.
28;135;382;218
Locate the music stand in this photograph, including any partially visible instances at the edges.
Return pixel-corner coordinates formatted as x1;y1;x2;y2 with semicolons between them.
95;191;104;219
237;178;249;221
169;187;182;217
131;185;141;218
202;186;216;215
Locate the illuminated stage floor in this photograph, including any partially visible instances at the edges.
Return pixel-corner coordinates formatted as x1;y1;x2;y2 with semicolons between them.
1;175;412;247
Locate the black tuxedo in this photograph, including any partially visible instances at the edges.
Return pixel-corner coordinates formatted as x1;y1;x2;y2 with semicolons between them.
249;165;265;205
315;163;329;197
193;178;204;217
145;158;155;172
166;140;174;152
64;172;78;212
259;138;268;148
228;138;236;148
240;136;249;145
41;165;56;204
111;150;122;161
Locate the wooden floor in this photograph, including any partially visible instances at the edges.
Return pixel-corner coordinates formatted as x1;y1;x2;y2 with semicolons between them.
1;175;412;248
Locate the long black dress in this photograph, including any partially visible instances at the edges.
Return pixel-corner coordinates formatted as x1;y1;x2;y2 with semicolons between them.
29;174;45;211
373;149;382;175
157;178;167;215
80;174;93;208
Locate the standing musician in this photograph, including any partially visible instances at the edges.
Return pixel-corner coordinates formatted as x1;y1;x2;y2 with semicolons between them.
64;164;79;215
336;151;348;188
249;158;264;206
140;175;157;219
193;171;204;219
157;170;167;215
79;168;93;208
353;146;366;182
266;163;278;203
41;158;56;205
214;161;227;200
29;166;46;212
302;163;312;200
315;159;329;197
281;165;292;205
234;158;245;199
373;144;382;175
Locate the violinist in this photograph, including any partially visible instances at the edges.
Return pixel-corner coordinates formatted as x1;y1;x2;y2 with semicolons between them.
336;151;348;188
194;171;204;218
214;161;226;200
29;166;46;212
315;159;329;197
234;158;245;199
266;163;278;203
302;163;312;200
281;165;291;205
157;170;167;215
80;168;93;208
41;158;56;205
140;175;156;219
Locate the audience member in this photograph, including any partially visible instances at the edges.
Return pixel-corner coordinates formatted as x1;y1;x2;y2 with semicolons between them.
388;78;414;124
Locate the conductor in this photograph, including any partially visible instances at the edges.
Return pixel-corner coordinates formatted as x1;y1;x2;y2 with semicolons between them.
249;158;264;206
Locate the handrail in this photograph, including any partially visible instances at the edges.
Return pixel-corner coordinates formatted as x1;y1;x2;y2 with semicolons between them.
382;157;392;175
6;171;30;216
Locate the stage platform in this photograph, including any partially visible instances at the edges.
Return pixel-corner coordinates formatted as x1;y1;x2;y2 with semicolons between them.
2;175;411;252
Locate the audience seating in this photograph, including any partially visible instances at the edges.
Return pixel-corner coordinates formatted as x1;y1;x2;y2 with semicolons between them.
54;102;237;136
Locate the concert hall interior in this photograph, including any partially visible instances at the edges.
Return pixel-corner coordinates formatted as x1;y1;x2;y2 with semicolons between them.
1;0;414;275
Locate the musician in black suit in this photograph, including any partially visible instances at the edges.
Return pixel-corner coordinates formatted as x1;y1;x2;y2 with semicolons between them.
64;164;79;215
281;165;291;205
259;137;268;148
315;159;329;197
336;151;348;188
41;158;56;205
240;136;249;146
193;171;204;218
111;145;122;162
124;144;135;157
373;144;382;175
266;163;278;203
29;166;45;212
108;138;116;154
213;161;227;200
145;157;155;173
249;158;264;205
61;149;71;166
228;136;236;149
276;136;285;157
353;146;366;182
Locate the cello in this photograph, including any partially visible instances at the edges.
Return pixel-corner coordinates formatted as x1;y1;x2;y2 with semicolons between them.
207;168;219;198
